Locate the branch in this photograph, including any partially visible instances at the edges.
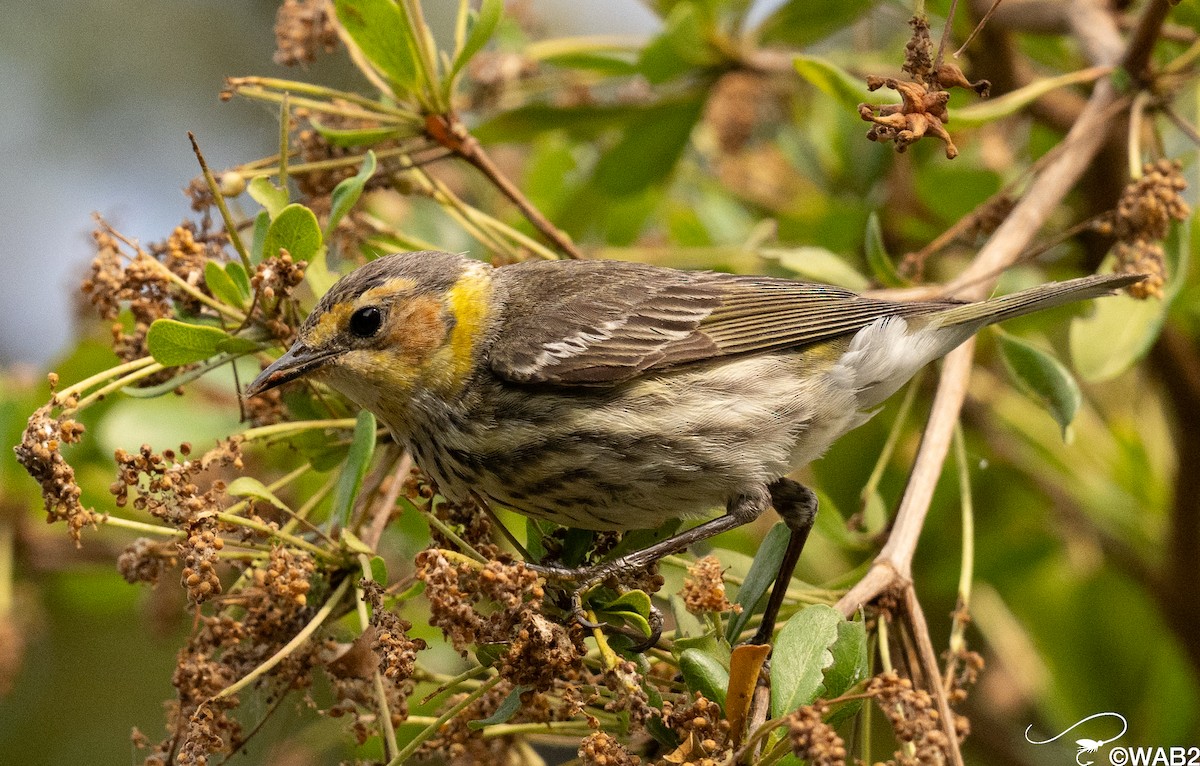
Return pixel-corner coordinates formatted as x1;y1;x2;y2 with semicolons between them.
425;114;585;260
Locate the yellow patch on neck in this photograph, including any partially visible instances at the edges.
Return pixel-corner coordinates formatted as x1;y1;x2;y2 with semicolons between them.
431;265;492;393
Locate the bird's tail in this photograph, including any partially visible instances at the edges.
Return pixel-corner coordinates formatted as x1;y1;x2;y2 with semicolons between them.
929;273;1144;329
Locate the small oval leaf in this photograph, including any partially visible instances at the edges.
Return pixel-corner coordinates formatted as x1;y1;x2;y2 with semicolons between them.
263;203;323;264
451;0;502;79
999;331;1082;439
204;260;245;309
679;648;729;709
334;0;418;90
327;151;378;237
146;319;229;367
248;176;290;219
226;476;291;512
725;522;791;643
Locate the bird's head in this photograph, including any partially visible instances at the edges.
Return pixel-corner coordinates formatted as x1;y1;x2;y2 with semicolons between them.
246;251;494;416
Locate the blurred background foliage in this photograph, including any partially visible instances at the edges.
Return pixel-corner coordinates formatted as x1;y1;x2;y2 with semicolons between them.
2;0;1200;764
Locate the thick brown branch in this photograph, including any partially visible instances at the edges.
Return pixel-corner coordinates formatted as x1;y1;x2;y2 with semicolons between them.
425;114;585;259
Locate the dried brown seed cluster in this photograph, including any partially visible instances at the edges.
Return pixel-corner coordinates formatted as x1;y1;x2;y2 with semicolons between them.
118;536;179;585
415;550;544;651
786;701;846;766
294;117;363;198
579;731;642;766
83;229;175;365
252;252;307;301
501;611;584;691
866;670;955;764
1095;159;1191;299
111;439;242;526
658;692;731;766
429;495;498;555
180;519;226;604
14;396;99;544
273;0;338;67
364;581;427;684
858;16;989;159
945;649;985;705
680;555;740;616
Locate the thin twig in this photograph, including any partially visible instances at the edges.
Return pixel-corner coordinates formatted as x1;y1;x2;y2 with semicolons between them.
903;587;964;766
955;0;1004;57
189;133;252;272
933;0;961;74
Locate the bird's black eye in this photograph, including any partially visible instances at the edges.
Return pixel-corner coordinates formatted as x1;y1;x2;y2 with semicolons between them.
349;306;383;338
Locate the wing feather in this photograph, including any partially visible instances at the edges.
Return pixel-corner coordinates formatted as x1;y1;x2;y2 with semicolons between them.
487;259;955;386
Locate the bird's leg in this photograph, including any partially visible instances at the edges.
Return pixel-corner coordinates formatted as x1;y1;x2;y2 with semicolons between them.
530;490;772;648
530;487;771;586
748;478;818;646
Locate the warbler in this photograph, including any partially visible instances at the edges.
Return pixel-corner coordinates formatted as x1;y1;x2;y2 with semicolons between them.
246;251;1136;643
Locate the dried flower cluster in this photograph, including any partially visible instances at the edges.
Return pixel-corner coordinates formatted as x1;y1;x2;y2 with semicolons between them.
273;0;339;67
866;670;960;765
580;731;642;766
1095;159;1191;298
786;701;847;766
859;16;989;159
657;692;732;766
14;391;99;544
680;555;740;615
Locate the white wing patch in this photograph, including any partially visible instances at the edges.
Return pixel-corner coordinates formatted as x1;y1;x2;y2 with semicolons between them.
835;316;953;409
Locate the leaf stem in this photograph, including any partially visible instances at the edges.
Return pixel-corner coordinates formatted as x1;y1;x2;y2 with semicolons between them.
210;576;352;701
386;674;503;766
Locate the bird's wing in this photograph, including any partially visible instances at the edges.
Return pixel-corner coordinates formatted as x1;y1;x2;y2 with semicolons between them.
488;260;953;385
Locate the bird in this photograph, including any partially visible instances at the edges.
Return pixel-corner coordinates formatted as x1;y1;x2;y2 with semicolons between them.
246;250;1138;645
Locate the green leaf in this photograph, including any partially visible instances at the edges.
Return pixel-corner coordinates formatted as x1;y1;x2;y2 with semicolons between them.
248;176;290;219
225;261;251;298
334;0;418;90
638;3;718;84
593;94;706;196
146;319;229;367
215;336;264;355
303;249;338;299
474;102;649;144
369;555;388;584
999;332;1082;439
864;212;907;287
769;604;842;717
327;151;378;237
603;589;653;618
451;0;502;79
954;67;1110;127
758;0;875;47
330;410;378;529
467;684;530;729
1070;223;1187;381
250;211;270;265
793;55;886;110
820;619;868;699
226;476;292;512
679;648;728;708
598;589;654;637
725;522;791;643
310;120;408;148
340;529;374;555
204;260;245;309
263;203;323;263
762;247;870;291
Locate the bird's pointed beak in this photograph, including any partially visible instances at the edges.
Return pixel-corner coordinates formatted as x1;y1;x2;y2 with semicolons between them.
246;343;338;396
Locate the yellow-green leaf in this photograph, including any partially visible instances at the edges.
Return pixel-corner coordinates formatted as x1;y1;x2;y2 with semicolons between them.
204;260;245;309
263;203;322;263
327;151;377;237
334;0;418;91
999;331;1082;440
865;212;907;287
146;319;229;367
248;176;289;219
